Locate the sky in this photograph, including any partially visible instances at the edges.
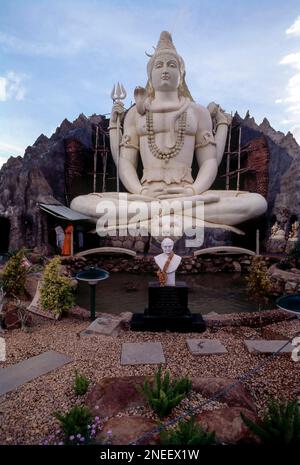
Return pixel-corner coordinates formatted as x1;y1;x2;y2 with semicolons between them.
0;0;300;168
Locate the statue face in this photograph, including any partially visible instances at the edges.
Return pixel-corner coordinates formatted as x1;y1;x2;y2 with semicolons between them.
151;54;180;92
161;238;174;254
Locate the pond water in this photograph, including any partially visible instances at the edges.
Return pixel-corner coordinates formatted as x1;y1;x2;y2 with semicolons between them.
75;272;268;315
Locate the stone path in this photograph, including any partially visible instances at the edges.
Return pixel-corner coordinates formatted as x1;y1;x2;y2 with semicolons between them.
244;340;294;354
121;342;165;365
0;350;72;396
187;339;228;355
120;338;294;365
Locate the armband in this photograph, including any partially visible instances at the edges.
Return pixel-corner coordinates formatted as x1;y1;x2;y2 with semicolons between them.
120;134;139;151
195;130;216;149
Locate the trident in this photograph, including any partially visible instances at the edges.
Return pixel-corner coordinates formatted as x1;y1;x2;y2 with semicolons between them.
111;82;127;193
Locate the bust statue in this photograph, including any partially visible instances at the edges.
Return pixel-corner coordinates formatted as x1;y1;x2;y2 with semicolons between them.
154;237;181;286
70;31;267;238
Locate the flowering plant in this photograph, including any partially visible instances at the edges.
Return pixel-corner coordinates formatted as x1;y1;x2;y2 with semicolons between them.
43;404;116;445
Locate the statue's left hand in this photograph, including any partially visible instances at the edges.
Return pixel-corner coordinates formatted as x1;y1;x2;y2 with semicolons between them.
157;186;220;203
162;186;195;196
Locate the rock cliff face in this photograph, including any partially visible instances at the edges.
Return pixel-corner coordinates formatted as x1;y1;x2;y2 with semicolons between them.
0;114;107;251
0;110;299;253
235;112;300;242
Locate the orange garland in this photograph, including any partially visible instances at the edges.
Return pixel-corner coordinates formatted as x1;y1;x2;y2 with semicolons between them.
156;251;174;287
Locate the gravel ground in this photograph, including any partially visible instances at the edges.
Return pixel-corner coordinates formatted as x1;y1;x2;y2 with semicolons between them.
0;314;300;445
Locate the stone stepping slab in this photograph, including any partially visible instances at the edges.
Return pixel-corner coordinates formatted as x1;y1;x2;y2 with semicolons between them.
80;313;132;338
81;316;121;337
121;342;165;365
187;339;228;355
244;340;294;354
0;350;72;396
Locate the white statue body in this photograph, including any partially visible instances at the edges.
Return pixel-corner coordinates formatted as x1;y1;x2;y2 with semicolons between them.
154;238;181;286
70;31;267;233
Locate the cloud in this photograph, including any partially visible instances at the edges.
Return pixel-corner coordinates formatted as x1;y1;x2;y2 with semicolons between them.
280;52;300;69
0;4;154;59
278;55;300;109
286;16;300;37
0;71;26;101
0;31;85;58
276;18;300;144
0;141;25;168
0;141;25;154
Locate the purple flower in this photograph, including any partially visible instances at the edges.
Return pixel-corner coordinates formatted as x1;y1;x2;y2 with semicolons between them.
107;430;113;436
76;433;81;439
69;435;75;441
80;437;85;442
58;441;64;445
95;416;99;421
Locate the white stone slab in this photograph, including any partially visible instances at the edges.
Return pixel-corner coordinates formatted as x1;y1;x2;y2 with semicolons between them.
0;350;72;396
121;342;166;365
244;340;294;354
187;339;228;355
81;316;121;337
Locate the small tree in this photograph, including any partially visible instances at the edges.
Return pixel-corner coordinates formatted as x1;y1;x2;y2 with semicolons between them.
2;250;27;296
246;255;272;331
40;256;75;318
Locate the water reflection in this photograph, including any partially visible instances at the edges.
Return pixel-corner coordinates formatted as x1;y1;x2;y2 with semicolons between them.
76;272;264;315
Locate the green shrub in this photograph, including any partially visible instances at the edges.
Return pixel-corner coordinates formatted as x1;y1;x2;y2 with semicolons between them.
137;366;192;418
54;405;92;443
2;250;27;296
40;256;75;317
246;255;272;331
160;416;216;445
241;399;300;445
74;371;90;396
288;241;300;269
246;256;272;308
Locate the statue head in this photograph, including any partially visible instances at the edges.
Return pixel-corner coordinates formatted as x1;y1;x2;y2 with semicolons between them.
145;31;193;100
161;237;174;255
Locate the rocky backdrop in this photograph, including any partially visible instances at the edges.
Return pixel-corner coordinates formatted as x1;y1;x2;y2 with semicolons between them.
0;111;299;253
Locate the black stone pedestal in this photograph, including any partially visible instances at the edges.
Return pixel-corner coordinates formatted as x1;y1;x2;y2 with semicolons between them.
131;281;206;333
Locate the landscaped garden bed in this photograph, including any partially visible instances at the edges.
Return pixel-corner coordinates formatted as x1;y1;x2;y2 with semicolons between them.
0;310;299;445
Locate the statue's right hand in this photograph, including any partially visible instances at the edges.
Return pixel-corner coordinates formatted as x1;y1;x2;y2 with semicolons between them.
110;102;125;124
140;186;167;198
